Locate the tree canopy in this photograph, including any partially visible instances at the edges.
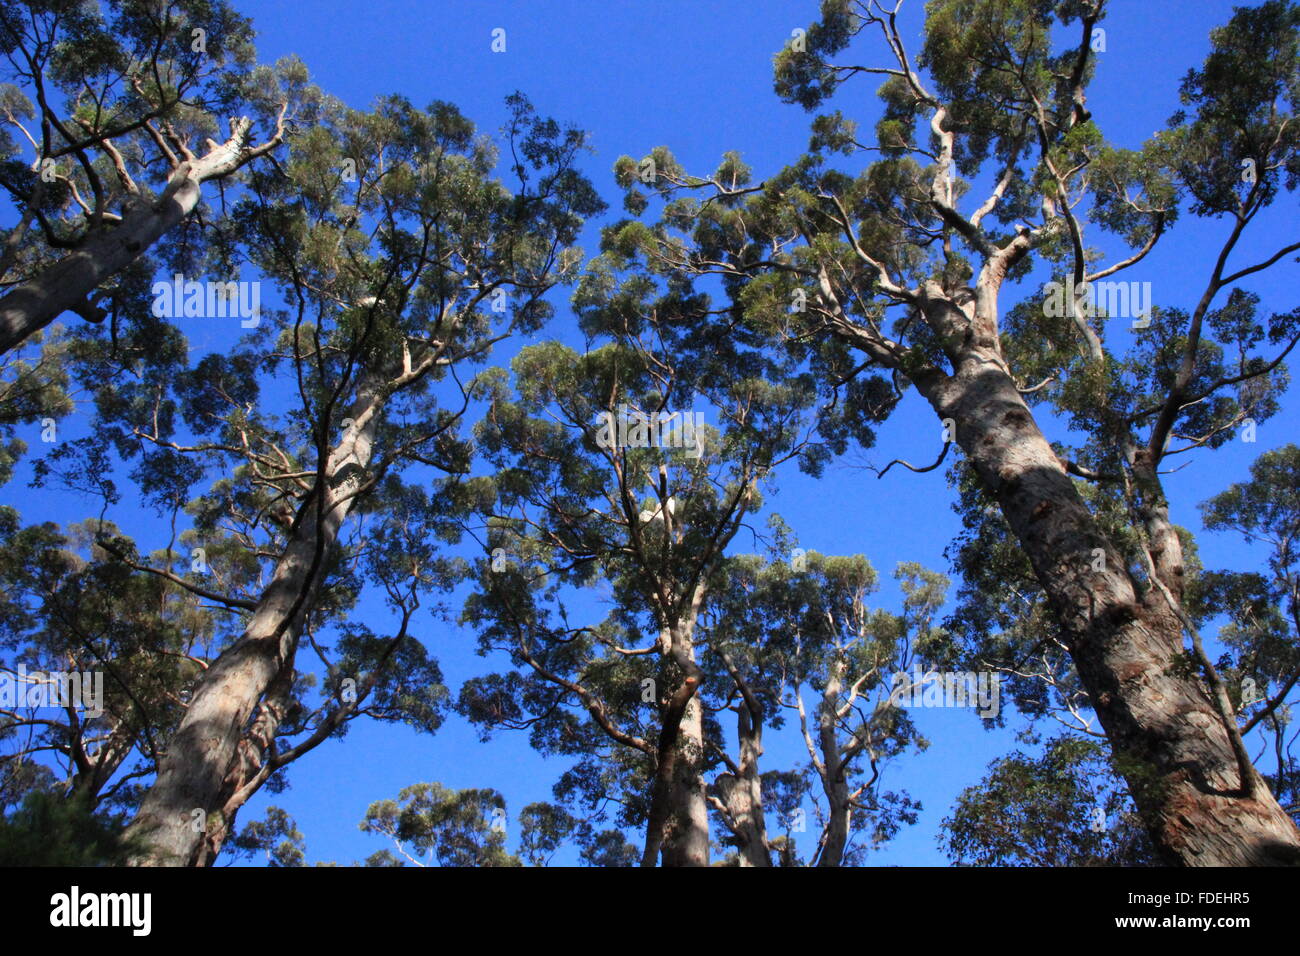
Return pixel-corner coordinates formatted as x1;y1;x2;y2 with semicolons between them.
0;0;1296;869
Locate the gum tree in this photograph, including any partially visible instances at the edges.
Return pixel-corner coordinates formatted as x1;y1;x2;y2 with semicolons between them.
708;553;939;865
1199;444;1300;822
0;0;301;356
458;246;823;865
459;242;931;865
0;517;214;814
612;0;1300;863
85;91;603;865
941;733;1159;866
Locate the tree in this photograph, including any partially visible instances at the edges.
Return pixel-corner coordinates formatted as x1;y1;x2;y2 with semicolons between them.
228;804;305;867
0;788;138;865
709;551;936;865
96;90;602;865
458;257;935;864
460;349;804;865
610;0;1300;864
0;0;301;356
359;783;518;867
458;231;834;865
941;733;1158;866
0;516;211;814
1198;444;1300;822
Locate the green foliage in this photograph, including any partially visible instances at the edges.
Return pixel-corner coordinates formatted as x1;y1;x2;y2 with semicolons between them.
1164;0;1300;216
231;806;306;867
0;790;137;866
1196;445;1300;818
360;782;520;867
941;734;1159;866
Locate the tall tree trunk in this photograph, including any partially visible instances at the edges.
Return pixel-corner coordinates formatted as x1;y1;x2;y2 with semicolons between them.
816;662;853;867
659;694;710;866
643;618;710;867
192;660;297;867
915;345;1300;865
0;118;263;356
124;392;378;866
713;702;772;866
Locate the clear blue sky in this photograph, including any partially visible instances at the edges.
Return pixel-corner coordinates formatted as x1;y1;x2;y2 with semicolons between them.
16;0;1295;865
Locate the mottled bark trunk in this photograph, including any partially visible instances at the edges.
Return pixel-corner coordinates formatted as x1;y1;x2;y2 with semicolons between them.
0;119;258;356
192;660;297;867
643;618;710;867
713;704;771;866
917;346;1300;865
124;391;377;866
659;694;710;867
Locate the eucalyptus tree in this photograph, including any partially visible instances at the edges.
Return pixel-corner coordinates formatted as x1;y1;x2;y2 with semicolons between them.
59;90;607;865
941;733;1159;866
708;551;939;865
938;443;1300;857
0;0;303;356
228;804;305;867
0;516;213;816
353;782;635;867
0;327;70;484
1198;444;1300;822
610;0;1300;863
358;782;519;867
458;249;822;865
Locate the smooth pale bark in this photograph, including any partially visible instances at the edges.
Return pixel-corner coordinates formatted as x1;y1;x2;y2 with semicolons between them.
192;662;296;866
713;703;772;866
658;694;710;867
913;341;1300;865
124;389;378;866
0;118;267;356
643;617;710;867
814;662;853;867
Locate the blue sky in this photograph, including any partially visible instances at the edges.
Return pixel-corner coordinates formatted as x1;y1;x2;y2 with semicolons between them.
12;0;1297;865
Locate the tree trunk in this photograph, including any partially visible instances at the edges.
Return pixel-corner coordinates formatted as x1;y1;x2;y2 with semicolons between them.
816;663;853;867
713;703;772;866
916;346;1300;865
643;618;710;867
193;660;297;867
659;694;710;866
124;393;377;866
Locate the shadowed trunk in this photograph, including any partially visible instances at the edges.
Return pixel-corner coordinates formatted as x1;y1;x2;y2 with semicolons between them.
713;700;772;866
659;694;710;866
643;619;710;867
